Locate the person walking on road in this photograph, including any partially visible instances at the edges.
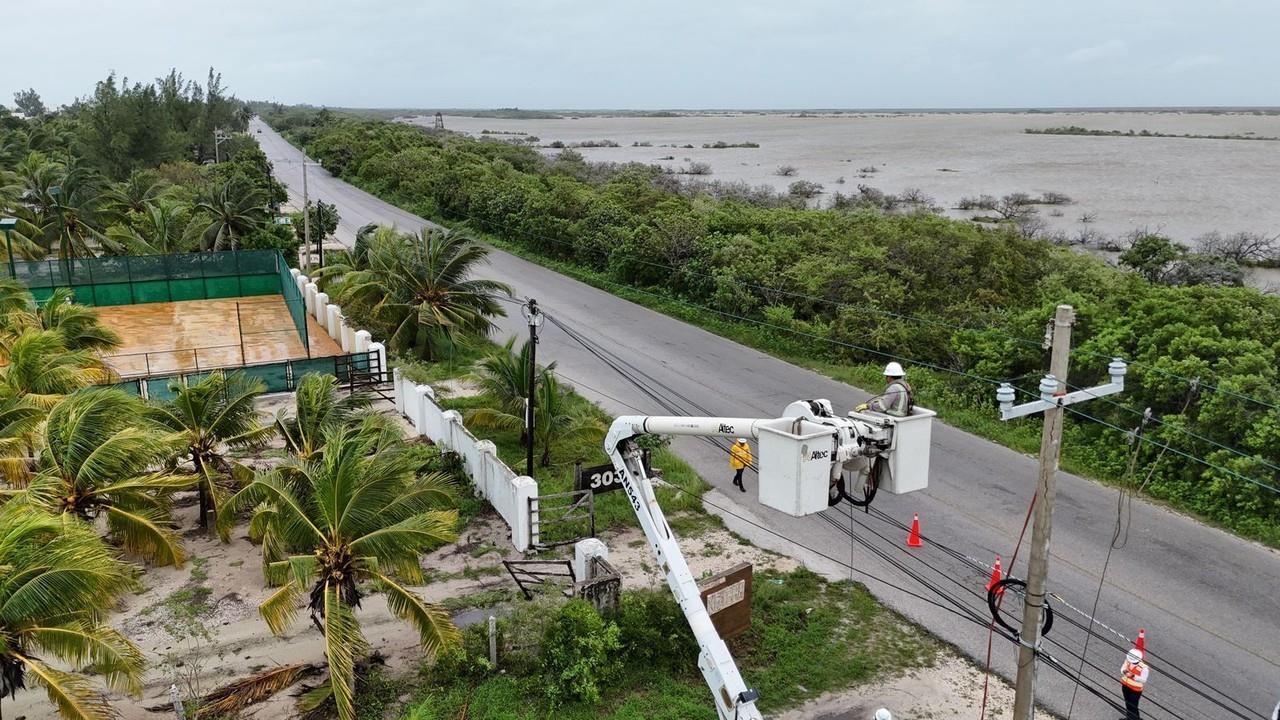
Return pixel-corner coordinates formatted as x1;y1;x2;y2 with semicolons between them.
856;362;914;417
1120;648;1150;719
729;438;752;492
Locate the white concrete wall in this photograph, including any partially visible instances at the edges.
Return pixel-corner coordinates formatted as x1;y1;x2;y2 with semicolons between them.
392;368;536;551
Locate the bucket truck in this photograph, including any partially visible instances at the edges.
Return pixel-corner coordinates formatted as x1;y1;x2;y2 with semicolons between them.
604;399;936;720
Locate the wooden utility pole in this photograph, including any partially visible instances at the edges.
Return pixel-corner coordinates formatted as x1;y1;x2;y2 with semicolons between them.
1012;303;1074;720
523;298;542;478
301;161;312;271
996;310;1127;720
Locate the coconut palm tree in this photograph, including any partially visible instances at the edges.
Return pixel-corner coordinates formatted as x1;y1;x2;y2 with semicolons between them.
0;500;145;720
7;288;121;353
273;373;373;460
22;388;189;566
0;330;108;408
148;371;273;534
467;373;605;466
332;226;511;360
191;179;268;250
105;198;192;254
231;425;459;720
99;169;168;222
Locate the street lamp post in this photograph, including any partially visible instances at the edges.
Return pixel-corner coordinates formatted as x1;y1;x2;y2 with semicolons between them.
0;218;17;278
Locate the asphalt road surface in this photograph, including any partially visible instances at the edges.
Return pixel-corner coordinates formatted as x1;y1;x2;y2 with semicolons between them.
253;118;1280;720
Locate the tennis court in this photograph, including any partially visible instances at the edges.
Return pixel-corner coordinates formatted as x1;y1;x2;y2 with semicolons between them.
98;295;343;377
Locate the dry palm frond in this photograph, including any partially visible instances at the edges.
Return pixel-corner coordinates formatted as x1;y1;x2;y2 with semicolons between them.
194;662;320;717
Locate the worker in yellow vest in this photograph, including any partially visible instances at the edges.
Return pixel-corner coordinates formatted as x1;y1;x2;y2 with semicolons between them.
729;438;752;492
1120;648;1150;719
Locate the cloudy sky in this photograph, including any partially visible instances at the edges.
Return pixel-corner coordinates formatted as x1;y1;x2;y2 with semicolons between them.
7;0;1276;109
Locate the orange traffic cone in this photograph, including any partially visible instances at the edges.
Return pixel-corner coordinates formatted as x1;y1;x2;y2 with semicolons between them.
1135;628;1146;653
986;555;1004;593
906;513;923;548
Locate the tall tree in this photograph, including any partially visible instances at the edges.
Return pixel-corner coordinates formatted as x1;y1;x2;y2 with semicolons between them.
0;500;145;720
11;89;46;119
273;373;372;460
23;388;189;566
192;179;268;250
231;425;459;720
331;227;510;360
148;371;272;534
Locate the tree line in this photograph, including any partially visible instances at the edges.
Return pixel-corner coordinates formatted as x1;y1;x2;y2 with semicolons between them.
265;107;1280;544
1;70;318;263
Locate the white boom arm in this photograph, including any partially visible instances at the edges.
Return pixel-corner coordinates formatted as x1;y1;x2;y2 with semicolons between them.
603;400;911;720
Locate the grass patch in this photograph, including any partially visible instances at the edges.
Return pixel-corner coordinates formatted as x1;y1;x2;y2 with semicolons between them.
399;568;937;719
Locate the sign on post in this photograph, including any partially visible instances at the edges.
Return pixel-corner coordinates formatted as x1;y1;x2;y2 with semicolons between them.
698;562;753;639
574;462;624;494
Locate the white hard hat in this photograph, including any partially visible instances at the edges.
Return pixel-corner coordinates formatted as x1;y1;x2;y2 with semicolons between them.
874;709;893;720
1126;648;1143;664
736;438;747;444
883;361;905;377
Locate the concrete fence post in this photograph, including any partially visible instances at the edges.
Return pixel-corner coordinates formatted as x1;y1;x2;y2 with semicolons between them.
368;341;388;382
338;318;351;352
574;538;610;581
475;440;498;499
393;367;404;415
354;329;372;354
414;384;434;436
326;304;342;339
314;291;329;321
511;475;538;552
304;282;318;316
295;274;308;296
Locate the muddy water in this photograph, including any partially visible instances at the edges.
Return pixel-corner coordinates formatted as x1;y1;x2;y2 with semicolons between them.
411;112;1280;289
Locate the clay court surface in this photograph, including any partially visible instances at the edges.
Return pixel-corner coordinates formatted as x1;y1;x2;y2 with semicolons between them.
97;295;343;377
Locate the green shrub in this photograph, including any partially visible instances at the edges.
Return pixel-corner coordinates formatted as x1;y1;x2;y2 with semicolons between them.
616;590;698;671
541;599;622;705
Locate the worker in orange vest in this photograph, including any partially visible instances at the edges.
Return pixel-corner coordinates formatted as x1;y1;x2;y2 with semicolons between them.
1120;648;1150;719
729;438;752;492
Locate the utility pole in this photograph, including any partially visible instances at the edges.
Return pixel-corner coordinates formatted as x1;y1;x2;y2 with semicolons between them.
522;298;543;478
996;305;1127;720
301;161;311;271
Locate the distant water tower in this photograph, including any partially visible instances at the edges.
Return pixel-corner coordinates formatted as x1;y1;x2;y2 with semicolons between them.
433;112;444;130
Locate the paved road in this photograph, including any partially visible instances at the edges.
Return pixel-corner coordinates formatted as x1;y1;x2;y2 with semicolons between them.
253;118;1280;719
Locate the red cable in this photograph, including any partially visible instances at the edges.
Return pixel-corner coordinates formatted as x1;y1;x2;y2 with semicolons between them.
979;489;1039;718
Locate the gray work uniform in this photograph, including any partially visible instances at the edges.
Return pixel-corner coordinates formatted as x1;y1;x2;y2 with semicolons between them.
869;380;912;417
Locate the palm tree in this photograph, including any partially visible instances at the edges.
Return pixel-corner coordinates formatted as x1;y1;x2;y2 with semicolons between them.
231;425;459;720
274;373;372;460
20;389;189;566
332;226;511;360
148;371;272;534
465;336;555;445
0;500;145;720
467;373;605;466
192;179;268;250
99;169;168;222
0;330;108;408
39;162;111;260
7;288;121;353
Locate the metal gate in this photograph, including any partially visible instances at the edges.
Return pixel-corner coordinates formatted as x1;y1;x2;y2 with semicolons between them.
528;489;595;550
335;351;390;400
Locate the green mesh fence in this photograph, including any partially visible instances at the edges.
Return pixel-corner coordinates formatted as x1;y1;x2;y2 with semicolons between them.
9;251;285;307
135;352;373;399
278;258;309;351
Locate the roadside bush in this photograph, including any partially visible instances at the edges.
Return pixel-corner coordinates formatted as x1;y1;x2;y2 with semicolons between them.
775;164;798;176
616;590;698;671
541;599;622;705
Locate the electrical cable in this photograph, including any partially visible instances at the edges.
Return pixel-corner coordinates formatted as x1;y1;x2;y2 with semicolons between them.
539;297;1262;719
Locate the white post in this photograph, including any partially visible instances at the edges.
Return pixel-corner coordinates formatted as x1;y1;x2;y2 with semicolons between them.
414;384;434;436
339;318;352;352
393;367;405;415
343;321;356;352
327;304;342;339
314;291;329;321
169;683;186;720
305;282;318;316
369;341;388;382
289;268;301;281
295;273;308;296
511;475;538;552
475;440;497;499
574;538;610;581
488;615;498;666
354;329;372;353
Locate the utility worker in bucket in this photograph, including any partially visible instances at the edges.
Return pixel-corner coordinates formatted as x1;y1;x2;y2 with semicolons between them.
856;362;914;417
729;438;752;493
1120;648;1150;719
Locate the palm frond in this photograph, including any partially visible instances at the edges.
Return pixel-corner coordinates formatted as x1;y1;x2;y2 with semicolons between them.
194;662;320;718
374;573;460;659
18;654;115;720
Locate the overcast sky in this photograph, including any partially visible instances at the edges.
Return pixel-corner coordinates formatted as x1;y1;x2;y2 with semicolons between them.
7;0;1277;109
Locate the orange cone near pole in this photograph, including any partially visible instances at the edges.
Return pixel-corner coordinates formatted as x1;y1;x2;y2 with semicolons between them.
907;513;923;548
1135;628;1146;653
986;555;1004;593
